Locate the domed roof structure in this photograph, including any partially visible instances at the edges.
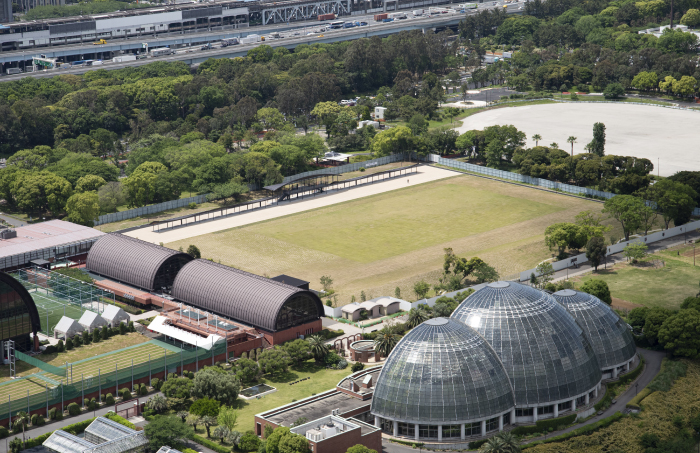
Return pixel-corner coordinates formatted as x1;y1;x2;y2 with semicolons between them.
371;317;514;424
553;289;636;371
451;282;601;406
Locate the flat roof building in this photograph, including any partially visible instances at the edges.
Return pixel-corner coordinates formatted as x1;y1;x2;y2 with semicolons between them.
0;220;105;271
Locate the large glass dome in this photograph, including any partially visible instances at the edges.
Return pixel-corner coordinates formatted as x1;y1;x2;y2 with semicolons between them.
553;289;636;371
451;282;601;406
371;317;514;424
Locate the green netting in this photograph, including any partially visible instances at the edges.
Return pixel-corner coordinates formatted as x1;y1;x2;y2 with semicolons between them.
1;340;226;422
15;351;66;377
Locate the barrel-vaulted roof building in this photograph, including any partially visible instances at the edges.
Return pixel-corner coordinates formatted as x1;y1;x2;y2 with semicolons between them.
0;271;42;352
86;234;193;291
553;289;637;379
171;259;323;339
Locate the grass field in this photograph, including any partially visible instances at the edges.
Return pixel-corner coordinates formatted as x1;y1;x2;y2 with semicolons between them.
29;290;90;335
0;333;150;383
168;174;614;304
576;244;700;310
0;340;171;405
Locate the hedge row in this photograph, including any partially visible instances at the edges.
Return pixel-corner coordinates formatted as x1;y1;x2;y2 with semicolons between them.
191;434;230;453
595;356;646;411
24;417;96;449
511;414;577;436
468;439;488;450
105;412;135;429
522;412;625;450
626;388;653;410
388;438;424;448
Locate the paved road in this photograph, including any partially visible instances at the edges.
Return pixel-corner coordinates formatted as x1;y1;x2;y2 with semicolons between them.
2;392;164;450
382;348;665;453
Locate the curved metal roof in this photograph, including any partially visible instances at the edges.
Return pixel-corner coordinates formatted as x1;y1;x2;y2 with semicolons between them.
553;289;637;370
264;173;337;192
451;282;601;407
372;317;514;424
171;259;323;332
86;233;193;291
0;271;41;335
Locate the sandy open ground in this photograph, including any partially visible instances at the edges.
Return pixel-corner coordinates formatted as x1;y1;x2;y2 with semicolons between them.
457;103;700;176
125;165;457;244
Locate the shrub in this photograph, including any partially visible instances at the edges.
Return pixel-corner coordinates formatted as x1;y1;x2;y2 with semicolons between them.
580;279;612;304
188;202;197;209
139;383;148;396
120;388;132;400
35;415;45;426
627;387;653;409
49;407;57;420
31;414;38;425
119;322;127;335
55;410;64;421
151;378;162;391
56;340;65;352
351;362;365;372
66;337;74;350
67;402;81;416
0;426;8;438
522;413;624;449
105;393;115;405
191;434;230;453
187;371;195;379
238;431;261;451
336;359;348;369
43;345;57;354
73;334;82;347
359;167;366;172
323;351;342;366
105;413;136;429
88;398;97;411
512;414;577;436
469;439;488;450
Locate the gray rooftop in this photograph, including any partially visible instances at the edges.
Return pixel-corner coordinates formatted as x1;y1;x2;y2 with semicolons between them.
263;391;372;427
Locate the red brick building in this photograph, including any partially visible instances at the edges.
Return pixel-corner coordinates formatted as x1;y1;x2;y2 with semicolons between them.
255;367;383;453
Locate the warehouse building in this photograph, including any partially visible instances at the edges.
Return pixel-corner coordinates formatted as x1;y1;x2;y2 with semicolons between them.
0;220;104;272
171;259;323;345
86;233;193;292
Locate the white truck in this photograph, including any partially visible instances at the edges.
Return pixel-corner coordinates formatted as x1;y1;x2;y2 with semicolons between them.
113;55;137;63
239;34;261;44
389;12;407;19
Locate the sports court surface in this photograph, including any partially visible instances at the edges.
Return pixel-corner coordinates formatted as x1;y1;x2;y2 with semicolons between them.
168;174;613;304
457;103;699;176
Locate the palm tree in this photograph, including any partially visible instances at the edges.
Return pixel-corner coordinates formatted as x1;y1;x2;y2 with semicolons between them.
213;425;231;443
14;411;30;445
496;431;521;452
176;410;189;423
201;415;218;438
186;414;202;432
567;136;577;181
479;436;506;453
306;335;329;361
225;430;242;446
406;307;430;329
373;328;401;357
146;394;167;413
532;134;542;146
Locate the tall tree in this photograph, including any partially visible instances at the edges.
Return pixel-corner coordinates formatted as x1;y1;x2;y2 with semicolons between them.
588;122;606;157
603;195;644;241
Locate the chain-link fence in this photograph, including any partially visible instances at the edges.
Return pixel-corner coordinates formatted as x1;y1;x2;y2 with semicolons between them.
94;194;209;226
0;339;226;424
281;154;407;183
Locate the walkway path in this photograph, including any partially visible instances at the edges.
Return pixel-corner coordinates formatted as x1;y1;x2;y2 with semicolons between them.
124;165;456;244
382;348;664;453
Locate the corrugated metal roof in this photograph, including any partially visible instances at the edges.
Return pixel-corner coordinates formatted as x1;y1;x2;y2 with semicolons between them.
0;220;104;257
147;315;223;349
171;259;323;332
86;233;193;290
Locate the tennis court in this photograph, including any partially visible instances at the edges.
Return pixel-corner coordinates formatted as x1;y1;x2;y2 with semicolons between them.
9;267;116;336
0;341;190;419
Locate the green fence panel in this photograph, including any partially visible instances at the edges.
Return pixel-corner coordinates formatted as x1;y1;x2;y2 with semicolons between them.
15;351;66;377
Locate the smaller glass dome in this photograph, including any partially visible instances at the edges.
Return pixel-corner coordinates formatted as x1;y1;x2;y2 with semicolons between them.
371;317;514;424
553;289;636;370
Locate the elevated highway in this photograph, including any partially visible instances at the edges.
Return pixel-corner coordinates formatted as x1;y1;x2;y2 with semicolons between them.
0;2;522;79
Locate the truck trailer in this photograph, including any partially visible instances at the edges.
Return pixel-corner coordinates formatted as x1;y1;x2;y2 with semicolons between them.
318;13;336;20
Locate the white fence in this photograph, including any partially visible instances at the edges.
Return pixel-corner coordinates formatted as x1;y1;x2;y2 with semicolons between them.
519;219;700;281
281;153;407;183
94;194;209;226
430;154;700;216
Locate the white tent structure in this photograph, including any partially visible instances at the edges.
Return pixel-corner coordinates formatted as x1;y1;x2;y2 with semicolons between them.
102;305;129;327
54;316;84;339
78;311;107;333
44;416;147;453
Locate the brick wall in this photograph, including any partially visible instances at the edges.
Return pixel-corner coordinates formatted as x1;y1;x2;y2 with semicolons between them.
261;319;323;345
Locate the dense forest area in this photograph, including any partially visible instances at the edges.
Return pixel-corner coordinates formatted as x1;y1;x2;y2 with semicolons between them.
1;0;700;225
